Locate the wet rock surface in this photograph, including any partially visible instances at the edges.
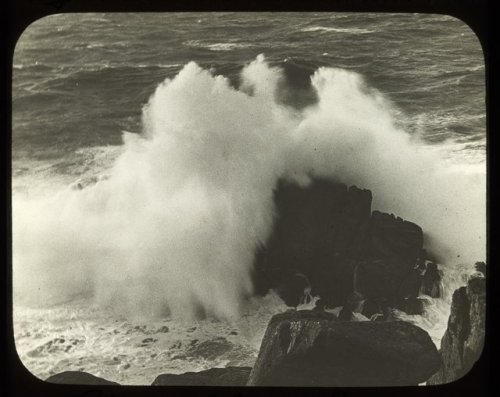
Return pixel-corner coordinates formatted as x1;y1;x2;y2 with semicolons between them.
46;371;119;385
427;274;486;384
247;310;440;386
152;366;252;386
253;178;431;313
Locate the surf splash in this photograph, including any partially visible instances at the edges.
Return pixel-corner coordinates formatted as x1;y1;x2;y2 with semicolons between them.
12;55;486;321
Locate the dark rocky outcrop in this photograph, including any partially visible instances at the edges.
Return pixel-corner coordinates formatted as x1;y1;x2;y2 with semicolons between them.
247;310;440;386
152;367;252;386
45;371;119;385
427;274;486;384
474;261;486;276
253;178;429;313
395;296;426;315
421;262;443;298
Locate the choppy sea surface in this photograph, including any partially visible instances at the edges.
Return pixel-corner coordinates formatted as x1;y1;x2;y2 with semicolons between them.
12;13;485;384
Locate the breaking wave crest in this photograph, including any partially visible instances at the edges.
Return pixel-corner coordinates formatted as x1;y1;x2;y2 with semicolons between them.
12;55;486;321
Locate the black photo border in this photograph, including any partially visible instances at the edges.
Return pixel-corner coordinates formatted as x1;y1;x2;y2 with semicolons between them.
3;1;495;396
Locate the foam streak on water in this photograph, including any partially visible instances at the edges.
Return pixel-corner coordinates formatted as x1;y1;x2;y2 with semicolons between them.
14;293;289;385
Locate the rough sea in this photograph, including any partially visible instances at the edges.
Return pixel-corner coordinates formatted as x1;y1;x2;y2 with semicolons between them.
12;13;486;385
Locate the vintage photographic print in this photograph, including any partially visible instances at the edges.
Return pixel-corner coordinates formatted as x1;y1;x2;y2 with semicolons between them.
12;12;486;386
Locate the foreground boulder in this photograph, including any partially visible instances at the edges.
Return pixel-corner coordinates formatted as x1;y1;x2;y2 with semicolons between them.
427;274;486;384
247;310;440;386
253;178;429;313
46;371;119;385
152;367;252;386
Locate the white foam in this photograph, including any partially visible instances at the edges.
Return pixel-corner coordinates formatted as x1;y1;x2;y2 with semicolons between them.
300;26;375;34
12;55;486;322
183;40;253;51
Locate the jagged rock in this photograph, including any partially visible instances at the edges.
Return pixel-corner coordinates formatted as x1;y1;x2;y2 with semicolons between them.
45;371;119;385
253;178;424;311
399;262;426;299
152;367;252;386
355;260;392;301
253;180;372;307
369;211;423;264
428;275;486;384
474;261;486;276
360;298;384;318
338;292;365;320
247;310;440;386
396;296;426;315
274;273;311;308
421;262;443;298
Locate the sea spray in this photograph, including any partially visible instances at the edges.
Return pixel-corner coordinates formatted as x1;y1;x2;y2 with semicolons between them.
286;67;486;262
12;55;486;322
14;59;290;320
393;261;480;347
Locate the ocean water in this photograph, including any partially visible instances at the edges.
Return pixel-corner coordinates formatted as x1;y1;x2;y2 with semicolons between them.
12;12;486;385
